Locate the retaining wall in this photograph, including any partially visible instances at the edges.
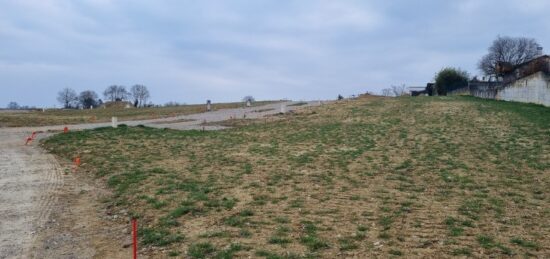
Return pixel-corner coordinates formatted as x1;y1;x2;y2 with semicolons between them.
448;72;550;107
496;72;550;107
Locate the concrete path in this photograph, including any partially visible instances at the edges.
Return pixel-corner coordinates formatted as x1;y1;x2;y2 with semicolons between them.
0;100;321;258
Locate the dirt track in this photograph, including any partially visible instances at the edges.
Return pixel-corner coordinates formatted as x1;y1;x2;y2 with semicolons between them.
0;101;319;258
0;132;62;259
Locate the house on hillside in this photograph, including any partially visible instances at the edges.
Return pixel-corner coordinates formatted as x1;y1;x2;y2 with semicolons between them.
497;55;550;83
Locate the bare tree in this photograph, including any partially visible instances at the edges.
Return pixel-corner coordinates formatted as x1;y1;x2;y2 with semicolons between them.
7;102;19;109
57;88;78;109
164;101;182;107
103;85;129;102
130;85;150;107
381;88;392;97
79;90;99;108
478;36;543;76
242;95;255;102
391;84;407;96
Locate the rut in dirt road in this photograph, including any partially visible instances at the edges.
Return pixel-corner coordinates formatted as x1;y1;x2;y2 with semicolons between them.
0;132;63;259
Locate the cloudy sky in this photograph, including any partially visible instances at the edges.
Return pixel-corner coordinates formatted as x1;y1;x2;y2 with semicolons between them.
1;0;549;107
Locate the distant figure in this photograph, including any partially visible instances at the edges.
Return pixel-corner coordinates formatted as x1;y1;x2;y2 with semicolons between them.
338;94;344;100
246;100;251;107
206;100;212;111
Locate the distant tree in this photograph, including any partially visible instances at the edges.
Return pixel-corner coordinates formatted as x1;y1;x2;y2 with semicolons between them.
337;94;344;100
130;85;150;107
434;67;470;95
57;88;78;109
79;90;99;108
164;101;181;107
7;102;19;109
391;84;407;96
103;85;129;102
381;88;392;97
242;95;255;102
478;36;543;76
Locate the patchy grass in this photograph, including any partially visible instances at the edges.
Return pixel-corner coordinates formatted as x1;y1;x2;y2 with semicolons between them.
42;96;550;257
0;100;277;127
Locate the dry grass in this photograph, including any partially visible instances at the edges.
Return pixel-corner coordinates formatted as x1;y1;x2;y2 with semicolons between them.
42;96;550;258
0;101;276;127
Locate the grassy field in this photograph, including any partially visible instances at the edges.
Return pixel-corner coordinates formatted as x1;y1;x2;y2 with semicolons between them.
42;96;549;258
0;101;276;127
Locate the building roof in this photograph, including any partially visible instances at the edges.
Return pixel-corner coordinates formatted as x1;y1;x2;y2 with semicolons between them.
513;55;549;68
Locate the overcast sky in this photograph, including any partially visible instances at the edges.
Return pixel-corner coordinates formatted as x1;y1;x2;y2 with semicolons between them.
1;0;549;107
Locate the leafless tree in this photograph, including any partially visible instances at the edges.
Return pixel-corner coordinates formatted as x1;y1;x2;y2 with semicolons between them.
242;95;255;102
130;85;150;107
391;84;407;96
164;101;182;107
79;90;99;108
478;36;543;76
103;85;129;102
57;88;78;109
381;88;392;97
7;102;19;109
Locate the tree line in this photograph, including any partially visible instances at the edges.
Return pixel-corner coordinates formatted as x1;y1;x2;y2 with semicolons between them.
56;85;150;109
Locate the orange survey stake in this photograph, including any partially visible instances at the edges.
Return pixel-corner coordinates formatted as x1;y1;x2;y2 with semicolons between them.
132;218;138;259
74;156;81;167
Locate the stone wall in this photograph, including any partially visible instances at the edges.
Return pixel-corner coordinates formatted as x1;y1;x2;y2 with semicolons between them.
470;82;498;99
447;72;550;107
496;72;550;107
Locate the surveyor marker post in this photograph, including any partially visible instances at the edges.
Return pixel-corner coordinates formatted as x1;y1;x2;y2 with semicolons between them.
132;218;138;259
74;156;81;167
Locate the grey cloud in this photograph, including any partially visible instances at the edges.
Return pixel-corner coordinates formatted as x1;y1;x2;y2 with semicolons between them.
0;0;549;107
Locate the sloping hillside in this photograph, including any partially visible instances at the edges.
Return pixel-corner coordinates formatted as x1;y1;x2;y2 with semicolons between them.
43;96;549;258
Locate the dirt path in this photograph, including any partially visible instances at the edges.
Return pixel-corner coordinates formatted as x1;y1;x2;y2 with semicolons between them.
0;101;321;258
0;101;320;133
0;132;62;259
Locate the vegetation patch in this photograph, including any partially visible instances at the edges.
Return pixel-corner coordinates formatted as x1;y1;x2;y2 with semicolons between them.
42;96;550;257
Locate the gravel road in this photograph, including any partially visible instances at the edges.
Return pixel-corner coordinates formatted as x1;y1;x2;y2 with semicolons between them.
0;132;62;259
0;101;320;258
